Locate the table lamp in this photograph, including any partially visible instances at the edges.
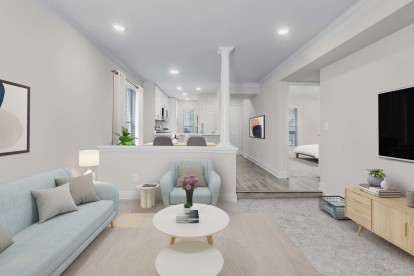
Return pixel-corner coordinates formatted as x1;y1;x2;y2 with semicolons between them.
79;150;99;181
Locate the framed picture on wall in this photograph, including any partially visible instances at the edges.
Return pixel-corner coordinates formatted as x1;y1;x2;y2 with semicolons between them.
0;79;30;156
249;115;265;139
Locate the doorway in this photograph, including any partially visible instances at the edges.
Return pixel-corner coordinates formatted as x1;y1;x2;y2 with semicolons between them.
287;83;320;190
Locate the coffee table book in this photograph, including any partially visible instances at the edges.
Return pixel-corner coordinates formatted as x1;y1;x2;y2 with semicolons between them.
359;184;401;197
176;210;199;223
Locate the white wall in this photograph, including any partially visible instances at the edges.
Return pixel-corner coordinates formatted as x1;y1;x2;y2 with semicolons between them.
0;0;141;182
320;24;414;196
143;82;155;143
288;85;320;146
242;78;289;178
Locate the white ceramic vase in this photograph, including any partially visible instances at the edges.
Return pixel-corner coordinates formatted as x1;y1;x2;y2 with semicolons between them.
380;179;390;189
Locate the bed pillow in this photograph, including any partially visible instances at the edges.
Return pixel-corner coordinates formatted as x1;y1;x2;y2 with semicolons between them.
55;173;100;205
0;227;13;252
176;165;206;187
31;183;78;223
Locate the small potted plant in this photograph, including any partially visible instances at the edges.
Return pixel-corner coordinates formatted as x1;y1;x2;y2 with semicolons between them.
183;202;191;214
114;126;137;145
367;168;386;187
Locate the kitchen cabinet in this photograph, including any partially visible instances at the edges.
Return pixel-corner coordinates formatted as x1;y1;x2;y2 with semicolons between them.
155;86;169;120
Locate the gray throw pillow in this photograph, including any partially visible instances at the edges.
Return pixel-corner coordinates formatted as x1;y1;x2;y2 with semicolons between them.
55;173;100;205
0;227;13;252
176;165;206;187
31;183;78;223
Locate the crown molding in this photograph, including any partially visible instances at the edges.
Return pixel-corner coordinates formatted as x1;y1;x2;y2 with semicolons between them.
260;0;400;83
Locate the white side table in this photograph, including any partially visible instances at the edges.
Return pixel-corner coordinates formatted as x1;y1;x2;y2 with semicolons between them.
136;183;159;208
155;241;223;276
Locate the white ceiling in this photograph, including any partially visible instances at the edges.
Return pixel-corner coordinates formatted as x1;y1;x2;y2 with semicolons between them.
43;0;359;99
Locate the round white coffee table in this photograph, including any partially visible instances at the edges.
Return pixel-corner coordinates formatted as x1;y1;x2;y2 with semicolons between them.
136;183;159;208
155;241;223;276
153;203;229;245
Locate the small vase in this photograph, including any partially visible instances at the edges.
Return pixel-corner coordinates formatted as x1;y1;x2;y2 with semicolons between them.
184;207;191;214
185;189;194;207
367;175;384;187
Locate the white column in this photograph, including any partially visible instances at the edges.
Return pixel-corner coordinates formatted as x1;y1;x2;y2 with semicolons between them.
217;47;234;147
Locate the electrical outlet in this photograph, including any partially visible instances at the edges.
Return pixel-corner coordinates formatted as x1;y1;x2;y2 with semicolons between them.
132;174;139;182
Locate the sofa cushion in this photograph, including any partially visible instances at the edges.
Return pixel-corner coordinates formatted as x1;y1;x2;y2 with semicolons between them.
0;200;114;276
0;227;13;252
55;173;100;205
170;187;212;205
0;168;72;236
31;183;78;223
176;165;206;187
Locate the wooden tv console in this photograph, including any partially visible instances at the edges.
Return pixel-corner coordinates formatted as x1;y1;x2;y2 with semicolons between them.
345;187;414;255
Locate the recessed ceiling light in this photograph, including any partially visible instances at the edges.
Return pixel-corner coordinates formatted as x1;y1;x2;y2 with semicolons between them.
113;24;126;31
196;87;201;91
177;87;182;90
277;28;289;35
182;92;187;96
169;69;179;75
185;98;190;101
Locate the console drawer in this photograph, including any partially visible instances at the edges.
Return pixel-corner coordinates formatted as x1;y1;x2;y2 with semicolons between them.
345;190;371;229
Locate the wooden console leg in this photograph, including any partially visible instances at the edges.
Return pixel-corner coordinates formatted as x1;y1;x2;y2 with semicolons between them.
207;235;213;245
357;225;363;236
110;221;115;228
170;236;176;245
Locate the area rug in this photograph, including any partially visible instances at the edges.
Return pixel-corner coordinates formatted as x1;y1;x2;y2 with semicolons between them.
63;213;319;276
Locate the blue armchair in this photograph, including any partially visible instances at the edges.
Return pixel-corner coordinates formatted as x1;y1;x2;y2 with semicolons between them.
160;159;221;206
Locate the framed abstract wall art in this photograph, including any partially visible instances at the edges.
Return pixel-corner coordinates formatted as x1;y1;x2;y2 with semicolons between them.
249;115;265;139
0;79;30;156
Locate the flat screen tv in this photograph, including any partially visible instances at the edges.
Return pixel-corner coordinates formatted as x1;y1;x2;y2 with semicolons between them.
379;85;414;162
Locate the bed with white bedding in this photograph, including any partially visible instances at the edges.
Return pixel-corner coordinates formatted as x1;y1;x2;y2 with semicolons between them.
293;144;319;159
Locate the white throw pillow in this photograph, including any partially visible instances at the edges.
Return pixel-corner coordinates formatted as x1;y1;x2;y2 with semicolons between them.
31;183;78;223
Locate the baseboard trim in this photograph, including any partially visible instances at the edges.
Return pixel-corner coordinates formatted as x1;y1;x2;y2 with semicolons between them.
241;152;288;179
219;193;238;202
318;181;325;193
120;190;237;202
119;191;139;200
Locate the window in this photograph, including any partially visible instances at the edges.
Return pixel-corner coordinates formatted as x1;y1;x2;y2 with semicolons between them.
125;85;137;141
289;107;297;146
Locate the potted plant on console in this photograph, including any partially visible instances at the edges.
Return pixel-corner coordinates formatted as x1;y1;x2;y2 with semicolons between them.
367;168;386;187
179;175;199;213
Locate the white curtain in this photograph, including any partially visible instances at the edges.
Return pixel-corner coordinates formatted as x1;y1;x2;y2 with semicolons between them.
112;70;127;145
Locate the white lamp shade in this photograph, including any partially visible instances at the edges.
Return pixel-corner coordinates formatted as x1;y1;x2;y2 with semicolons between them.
79;150;99;167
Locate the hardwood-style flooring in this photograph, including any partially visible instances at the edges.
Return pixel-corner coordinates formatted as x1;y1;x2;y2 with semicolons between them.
236;155;322;198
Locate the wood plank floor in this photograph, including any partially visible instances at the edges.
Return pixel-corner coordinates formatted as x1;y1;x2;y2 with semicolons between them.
236;155;322;198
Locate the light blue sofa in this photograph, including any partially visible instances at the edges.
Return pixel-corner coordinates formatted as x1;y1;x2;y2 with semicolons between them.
160;159;221;206
0;168;119;276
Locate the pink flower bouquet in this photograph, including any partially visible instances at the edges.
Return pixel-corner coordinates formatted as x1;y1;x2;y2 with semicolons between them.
179;175;199;191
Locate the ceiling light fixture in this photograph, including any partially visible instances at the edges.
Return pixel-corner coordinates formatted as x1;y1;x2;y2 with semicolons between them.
113;24;126;32
182;92;187;96
177;87;182;90
169;70;179;75
196;87;201;91
277;28;289;35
